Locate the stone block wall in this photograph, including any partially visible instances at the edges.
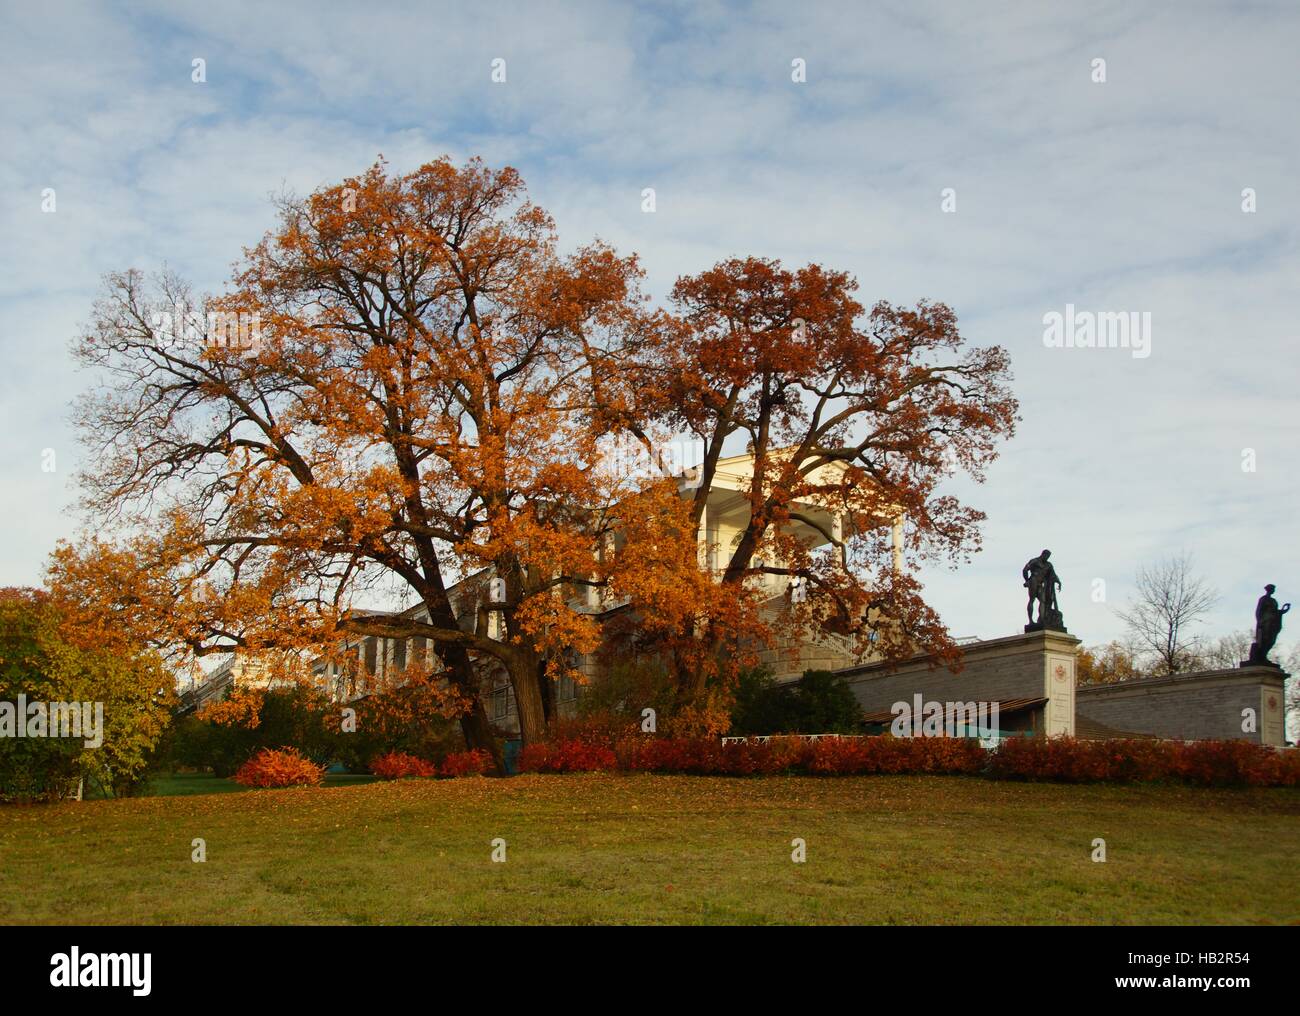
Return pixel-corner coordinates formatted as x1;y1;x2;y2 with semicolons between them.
836;630;1080;736
1075;665;1288;745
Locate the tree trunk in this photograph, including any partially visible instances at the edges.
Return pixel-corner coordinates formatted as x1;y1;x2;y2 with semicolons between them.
509;654;548;746
458;697;503;773
538;660;555;723
441;643;505;773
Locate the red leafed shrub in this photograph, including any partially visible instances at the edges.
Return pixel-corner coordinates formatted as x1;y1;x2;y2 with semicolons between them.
617;737;720;773
652;737;718;773
988;736;1115;782
545;713;640;747
1274;748;1300;787
1102;739;1180;783
805;737;873;775
518;739;618;773
619;734;819;776
716;741;770;775
440;749;494;778
516;743;549;772
233;747;326;788
370;751;437;780
904;736;988;774
516;731;1300;787
1168;739;1297;788
806;735;985;775
988;736;1300;787
987;737;1123;784
749;736;810;774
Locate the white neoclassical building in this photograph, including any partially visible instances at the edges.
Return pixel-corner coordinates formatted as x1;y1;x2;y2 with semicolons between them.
292;450;905;732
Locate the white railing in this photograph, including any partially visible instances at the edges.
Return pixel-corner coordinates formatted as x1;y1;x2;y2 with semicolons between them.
720;733;865;744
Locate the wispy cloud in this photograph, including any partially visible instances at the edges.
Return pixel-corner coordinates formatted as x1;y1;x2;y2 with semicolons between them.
2;0;1297;648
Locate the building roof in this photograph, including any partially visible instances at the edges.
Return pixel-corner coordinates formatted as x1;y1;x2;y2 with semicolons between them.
1073;713;1158;740
860;696;1047;725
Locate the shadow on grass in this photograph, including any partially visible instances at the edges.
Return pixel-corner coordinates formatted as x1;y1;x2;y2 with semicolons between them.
87;771;381;799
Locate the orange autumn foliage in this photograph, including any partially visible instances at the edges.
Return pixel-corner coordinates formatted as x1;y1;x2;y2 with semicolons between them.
197;687;266;729
439;749;494;778
370;751;437;780
232;748;326;788
623;259;1019;689
52;156;1017;751
52;157;711;752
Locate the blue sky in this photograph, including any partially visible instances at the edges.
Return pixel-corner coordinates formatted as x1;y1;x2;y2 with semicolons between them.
2;0;1298;654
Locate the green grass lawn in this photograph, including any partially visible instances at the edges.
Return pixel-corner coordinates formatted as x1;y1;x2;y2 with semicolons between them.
2;774;1297;925
77;771;380;799
142;772;380;797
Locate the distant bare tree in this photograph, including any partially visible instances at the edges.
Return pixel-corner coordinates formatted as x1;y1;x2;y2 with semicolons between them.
1284;644;1300;746
1116;554;1218;675
1193;629;1253;671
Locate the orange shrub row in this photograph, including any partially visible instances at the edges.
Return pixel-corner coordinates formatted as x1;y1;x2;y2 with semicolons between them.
370;749;494;780
370;751;438;780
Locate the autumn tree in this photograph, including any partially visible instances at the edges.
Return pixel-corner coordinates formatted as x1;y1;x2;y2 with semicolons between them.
53;158;709;755
625;257;1019;698
0;587;173;800
1076;639;1145;686
53;160;1020;752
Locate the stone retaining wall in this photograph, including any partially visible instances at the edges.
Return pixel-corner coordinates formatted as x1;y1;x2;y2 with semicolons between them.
1075;665;1288;745
835;630;1081;736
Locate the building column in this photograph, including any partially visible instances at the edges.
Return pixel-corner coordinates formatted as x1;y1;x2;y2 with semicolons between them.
599;532;614;606
891;515;904;573
698;501;710;570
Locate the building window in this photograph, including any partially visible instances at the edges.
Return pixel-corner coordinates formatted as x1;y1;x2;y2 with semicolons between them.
493;685;515;719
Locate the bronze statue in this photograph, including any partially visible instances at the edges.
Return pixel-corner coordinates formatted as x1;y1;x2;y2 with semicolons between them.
1246;584;1290;666
1023;549;1065;631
